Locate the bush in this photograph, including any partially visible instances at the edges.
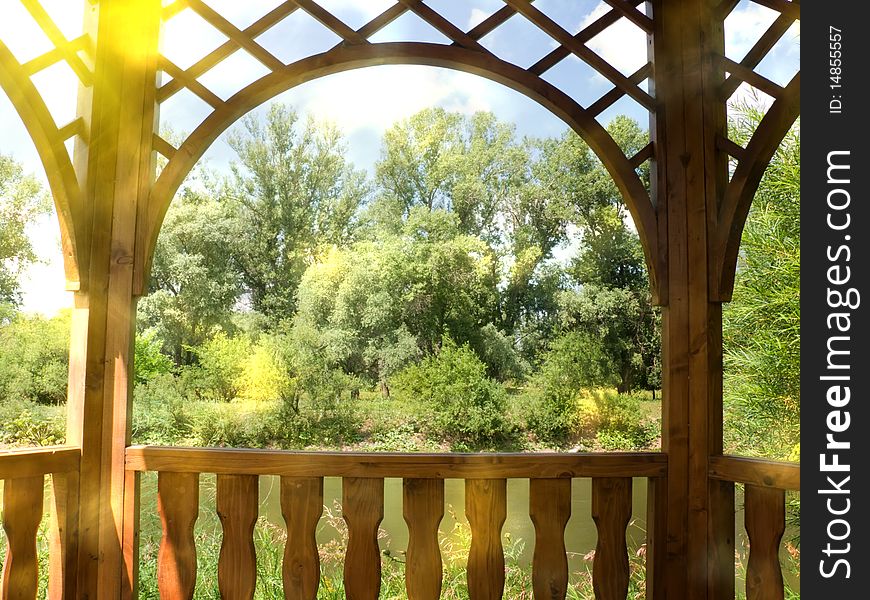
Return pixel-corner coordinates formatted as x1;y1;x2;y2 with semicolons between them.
0;311;70;405
577;389;657;450
0;399;65;446
134;329;173;385
132;374;193;444
191;332;251;401
393;338;508;445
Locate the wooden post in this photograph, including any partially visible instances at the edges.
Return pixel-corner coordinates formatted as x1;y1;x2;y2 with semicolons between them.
650;0;731;598
64;1;162;598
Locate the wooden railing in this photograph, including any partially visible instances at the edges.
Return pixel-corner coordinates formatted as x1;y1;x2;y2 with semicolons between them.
0;446;800;599
124;446;669;599
709;455;801;600
0;445;80;599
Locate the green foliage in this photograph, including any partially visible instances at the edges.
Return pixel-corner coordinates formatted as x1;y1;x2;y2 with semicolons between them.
138;182;243;365
292;211;499;390
0;311;70;405
191;331;252;402
393;337;509;446
0;398;65;446
134;329;174;385
1;154;50;310
723;107;800;459
224;103;369;320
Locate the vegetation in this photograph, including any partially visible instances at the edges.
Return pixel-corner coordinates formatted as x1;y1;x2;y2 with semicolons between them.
723;108;800;461
0;154;50;318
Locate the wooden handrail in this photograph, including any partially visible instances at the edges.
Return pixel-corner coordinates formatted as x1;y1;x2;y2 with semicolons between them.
0;446;80;480
125;445;668;478
708;455;800;491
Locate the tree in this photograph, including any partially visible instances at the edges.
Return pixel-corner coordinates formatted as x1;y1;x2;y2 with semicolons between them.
138;183;242;365
547;117;660;393
1;154;50;312
224;103;369;320
723;107;800;459
292;208;500;392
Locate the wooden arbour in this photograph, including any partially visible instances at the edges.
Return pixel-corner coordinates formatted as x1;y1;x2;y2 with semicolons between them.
0;1;800;599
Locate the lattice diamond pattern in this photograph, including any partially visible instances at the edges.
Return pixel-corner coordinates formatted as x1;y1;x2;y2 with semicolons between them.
152;0;662;164
0;0;91;162
718;0;801;157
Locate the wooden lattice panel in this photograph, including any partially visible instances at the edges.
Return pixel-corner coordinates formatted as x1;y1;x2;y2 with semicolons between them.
712;0;800;300
0;0;93;290
151;0;656;162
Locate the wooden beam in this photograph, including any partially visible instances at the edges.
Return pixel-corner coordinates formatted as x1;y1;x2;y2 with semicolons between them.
0;447;79;480
528;0;645;76
186;0;285;71
125;446;668;478
293;0;368;45
708;456;800;490
68;1;163;597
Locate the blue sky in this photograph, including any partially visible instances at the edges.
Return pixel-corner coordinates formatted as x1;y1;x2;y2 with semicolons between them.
0;0;799;315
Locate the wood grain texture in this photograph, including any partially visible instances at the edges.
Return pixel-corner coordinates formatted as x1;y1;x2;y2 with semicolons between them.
342;478;384;600
158;472;200;599
126;446;667;479
708;456;799;490
1;476;45;600
403;479;444;600
744;485;785;600
49;470;79;600
591;478;632;600
122;470;140;600
644;477;666;600
0;447;79;480
529;478;571;600
280;477;323;600
465;479;506;600
216;474;259;600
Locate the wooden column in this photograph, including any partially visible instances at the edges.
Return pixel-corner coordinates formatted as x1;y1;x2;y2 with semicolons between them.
649;0;730;598
64;1;162;598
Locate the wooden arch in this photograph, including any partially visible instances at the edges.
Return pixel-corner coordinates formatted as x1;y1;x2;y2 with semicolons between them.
0;42;85;290
139;41;660;299
713;73;800;301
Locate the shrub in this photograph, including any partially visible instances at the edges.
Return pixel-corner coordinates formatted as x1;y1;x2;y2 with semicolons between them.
191;331;251;401
0;399;65;446
0;311;70;405
578;389;658;450
393;337;508;445
132;374;193;444
236;336;296;404
134;329;173;385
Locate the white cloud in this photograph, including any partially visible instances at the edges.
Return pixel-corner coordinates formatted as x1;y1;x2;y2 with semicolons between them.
724;1;779;62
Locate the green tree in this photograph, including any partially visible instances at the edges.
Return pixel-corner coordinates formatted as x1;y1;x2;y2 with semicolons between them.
138;184;242;365
224;103;369;320
292;208;500;391
1;155;50;312
723;108;800;459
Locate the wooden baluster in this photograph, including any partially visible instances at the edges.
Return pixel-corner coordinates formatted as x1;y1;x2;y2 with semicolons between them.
216;474;259;600
157;472;200;599
529;478;571;600
403;478;444;600
49;470;79;600
591;477;632;600
122;470;141;600
465;479;507;600
744;485;785;600
342;477;384;600
1;476;44;600
280;476;323;600
644;476;666;600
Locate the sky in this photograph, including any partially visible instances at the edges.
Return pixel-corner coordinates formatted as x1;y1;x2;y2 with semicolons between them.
0;0;799;316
